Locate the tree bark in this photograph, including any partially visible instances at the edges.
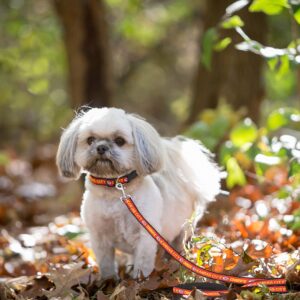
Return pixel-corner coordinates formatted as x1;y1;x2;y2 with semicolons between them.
54;0;113;108
187;0;267;125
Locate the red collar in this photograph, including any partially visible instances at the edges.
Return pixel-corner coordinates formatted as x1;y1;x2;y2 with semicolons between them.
88;170;138;187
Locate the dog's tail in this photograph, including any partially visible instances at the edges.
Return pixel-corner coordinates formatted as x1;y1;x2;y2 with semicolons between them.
171;137;223;224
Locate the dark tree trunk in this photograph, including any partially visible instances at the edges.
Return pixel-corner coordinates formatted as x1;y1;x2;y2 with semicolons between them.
187;0;267;125
54;0;113;108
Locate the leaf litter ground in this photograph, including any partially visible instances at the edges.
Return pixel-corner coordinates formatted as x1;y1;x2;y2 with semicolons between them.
0;154;299;299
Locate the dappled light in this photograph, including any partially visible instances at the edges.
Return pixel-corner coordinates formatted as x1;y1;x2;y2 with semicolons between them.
0;0;300;299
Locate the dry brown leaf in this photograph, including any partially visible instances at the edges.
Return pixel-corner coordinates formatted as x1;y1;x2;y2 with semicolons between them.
224;249;240;271
109;285;126;300
212;255;224;273
286;260;300;285
97;290;109;300
44;262;91;298
21;275;54;298
245;242;273;259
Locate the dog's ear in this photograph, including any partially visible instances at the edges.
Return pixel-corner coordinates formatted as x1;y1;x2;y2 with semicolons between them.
56;116;82;179
129;114;164;175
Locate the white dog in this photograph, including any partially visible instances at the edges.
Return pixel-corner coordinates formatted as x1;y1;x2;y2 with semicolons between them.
56;107;221;279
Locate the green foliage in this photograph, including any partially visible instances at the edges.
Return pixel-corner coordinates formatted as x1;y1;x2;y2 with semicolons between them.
184;104;241;150
201;28;218;70
229;118;258;147
267;107;300;130
214;37;232;51
221;108;300;189
289;209;300;230
186;106;300;189
0;0;71;147
106;0;195;47
0;151;10;166
208;0;300;118
218;0;300;82
292;0;300;24
249;0;290;15
268;55;290;79
226;156;247;188
221;15;244;29
265;61;297;101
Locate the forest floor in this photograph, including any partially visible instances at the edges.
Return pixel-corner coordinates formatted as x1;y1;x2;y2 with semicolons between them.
0;149;299;300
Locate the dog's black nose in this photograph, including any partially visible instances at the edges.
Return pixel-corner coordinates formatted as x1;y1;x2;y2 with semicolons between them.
97;145;109;155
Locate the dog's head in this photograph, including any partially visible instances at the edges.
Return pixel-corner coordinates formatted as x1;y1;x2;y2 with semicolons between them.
56;107;164;179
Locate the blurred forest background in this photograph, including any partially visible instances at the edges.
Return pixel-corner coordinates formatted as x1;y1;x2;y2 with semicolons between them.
0;0;300;299
0;0;299;148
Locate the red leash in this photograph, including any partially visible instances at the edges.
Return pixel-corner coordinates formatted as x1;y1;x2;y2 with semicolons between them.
115;184;287;297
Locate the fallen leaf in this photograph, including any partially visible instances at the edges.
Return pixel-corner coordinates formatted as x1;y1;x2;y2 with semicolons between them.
245;241;273;259
44;262;91;298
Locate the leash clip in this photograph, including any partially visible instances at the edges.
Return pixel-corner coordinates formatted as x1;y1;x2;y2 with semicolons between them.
115;181;127;201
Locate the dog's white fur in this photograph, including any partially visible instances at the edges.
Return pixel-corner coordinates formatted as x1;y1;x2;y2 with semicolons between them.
57;107;221;278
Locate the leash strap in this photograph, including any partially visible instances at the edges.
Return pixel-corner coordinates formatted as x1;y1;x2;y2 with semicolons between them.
121;196;288;296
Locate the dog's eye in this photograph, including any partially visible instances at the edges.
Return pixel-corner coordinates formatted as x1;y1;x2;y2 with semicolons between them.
87;136;95;145
115;137;126;147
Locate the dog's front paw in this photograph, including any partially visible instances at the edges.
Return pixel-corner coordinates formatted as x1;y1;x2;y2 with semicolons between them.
99;265;119;281
100;272;120;281
133;263;154;279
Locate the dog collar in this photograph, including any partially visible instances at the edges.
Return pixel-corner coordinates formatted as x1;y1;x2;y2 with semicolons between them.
88;170;138;187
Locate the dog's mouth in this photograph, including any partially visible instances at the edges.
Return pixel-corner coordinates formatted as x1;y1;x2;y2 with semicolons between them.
94;158;115;169
96;158;112;164
85;157;119;176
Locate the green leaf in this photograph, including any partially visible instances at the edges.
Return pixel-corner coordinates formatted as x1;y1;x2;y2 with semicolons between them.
249;0;290;15
291;219;300;230
0;152;10;166
267;107;300;131
294;8;300;24
276;186;291;199
196;244;212;266
290;159;300;176
267;56;279;71
214;37;232;51
201;28;218;70
209;116;231;139
220;141;237;165
192;236;211;243
185;121;208;137
184;121;218;150
226;157;247;188
287;211;300;230
277;55;290;79
64;231;85;240
230;118;258;147
28;78;49;95
221;15;244;29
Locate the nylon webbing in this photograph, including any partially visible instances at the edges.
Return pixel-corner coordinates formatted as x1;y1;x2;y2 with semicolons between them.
122;196;287;296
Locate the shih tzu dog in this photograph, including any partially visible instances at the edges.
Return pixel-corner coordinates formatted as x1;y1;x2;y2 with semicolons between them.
56;107;221;279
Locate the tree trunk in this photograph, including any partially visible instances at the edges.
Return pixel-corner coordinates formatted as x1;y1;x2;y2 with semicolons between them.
54;0;113;108
187;0;267;125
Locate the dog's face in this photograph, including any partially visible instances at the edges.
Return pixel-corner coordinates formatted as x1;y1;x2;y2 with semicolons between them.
75;108;136;177
57;108;164;179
